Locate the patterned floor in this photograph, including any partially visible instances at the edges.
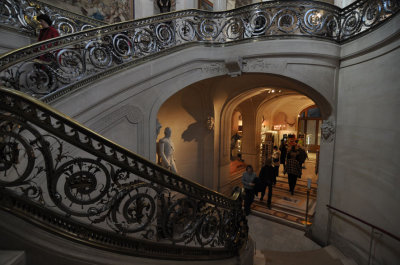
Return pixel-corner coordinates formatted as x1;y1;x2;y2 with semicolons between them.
251;155;318;228
251;179;316;228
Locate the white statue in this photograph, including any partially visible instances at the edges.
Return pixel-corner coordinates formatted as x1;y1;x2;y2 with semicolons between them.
158;127;177;173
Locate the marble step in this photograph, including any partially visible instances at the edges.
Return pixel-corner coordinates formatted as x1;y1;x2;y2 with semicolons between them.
324;245;359;265
251;206;307;231
256;248;342;265
0;251;25;265
254;245;359;265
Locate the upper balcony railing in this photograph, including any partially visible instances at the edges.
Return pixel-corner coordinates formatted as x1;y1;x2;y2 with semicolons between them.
0;86;248;259
0;0;398;102
0;0;105;36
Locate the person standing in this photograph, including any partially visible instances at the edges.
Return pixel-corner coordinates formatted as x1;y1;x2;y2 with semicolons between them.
36;14;60;62
285;151;302;195
279;139;287;174
241;165;257;216
297;144;308;170
272;146;281;185
257;158;274;209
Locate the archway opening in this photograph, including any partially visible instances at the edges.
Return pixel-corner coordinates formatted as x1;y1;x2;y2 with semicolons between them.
154;72;331;228
223;87;321;227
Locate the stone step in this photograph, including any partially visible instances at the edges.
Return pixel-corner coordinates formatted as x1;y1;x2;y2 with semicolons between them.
253;200;314;219
324;245;359;265
0;251;25;265
250;206;307;231
258;248;343;265
253;245;359;265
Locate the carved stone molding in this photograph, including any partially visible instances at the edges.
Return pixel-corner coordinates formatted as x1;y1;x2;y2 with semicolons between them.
206;116;215;131
201;63;227;75
91;104;144;153
321;116;336;143
242;58;287;73
225;57;243;77
156;118;162;138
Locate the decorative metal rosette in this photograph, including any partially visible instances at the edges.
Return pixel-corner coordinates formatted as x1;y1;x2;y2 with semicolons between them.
163;197;198;243
106;182;164;238
274;8;300;34
247;11;272;36
133;28;157;55
0;119;36;186
176;19;196;42
50;158;111;217
223;17;245;40
341;10;362;37
155;23;175;47
362;0;383;27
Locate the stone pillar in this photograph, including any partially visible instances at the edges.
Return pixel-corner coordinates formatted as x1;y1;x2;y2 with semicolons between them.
176;0;196;10
135;0;154;19
226;0;235;10
310;116;336;245
239;101;258;171
214;0;227;11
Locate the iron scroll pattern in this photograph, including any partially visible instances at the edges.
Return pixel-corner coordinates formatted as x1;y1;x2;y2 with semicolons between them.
0;0;105;36
0;88;248;259
0;0;399;99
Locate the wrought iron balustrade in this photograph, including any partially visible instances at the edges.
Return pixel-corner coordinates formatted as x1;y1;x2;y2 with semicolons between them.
0;0;105;36
0;87;247;259
0;0;398;101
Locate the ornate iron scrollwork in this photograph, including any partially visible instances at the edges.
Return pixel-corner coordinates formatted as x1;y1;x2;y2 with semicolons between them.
0;0;398;101
0;0;104;36
0;87;247;259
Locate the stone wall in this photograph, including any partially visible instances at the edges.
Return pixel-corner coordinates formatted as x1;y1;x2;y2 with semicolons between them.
328;14;400;265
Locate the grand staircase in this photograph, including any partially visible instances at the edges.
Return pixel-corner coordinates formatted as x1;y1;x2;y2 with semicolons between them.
0;0;398;264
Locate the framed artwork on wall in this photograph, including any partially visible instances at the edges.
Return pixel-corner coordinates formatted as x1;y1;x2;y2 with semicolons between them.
198;0;214;11
41;0;135;22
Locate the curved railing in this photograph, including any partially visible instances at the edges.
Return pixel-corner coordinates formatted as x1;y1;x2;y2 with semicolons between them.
0;87;247;259
0;0;398;101
0;0;105;36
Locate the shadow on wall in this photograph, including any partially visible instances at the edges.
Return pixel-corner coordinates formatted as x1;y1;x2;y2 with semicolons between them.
181;122;206;142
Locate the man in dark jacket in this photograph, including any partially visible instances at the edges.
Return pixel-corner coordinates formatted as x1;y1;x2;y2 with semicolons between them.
257;158;274;209
241;165;257;215
297;145;308;170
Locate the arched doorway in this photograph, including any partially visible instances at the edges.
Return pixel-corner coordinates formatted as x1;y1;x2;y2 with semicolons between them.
154;72;334;242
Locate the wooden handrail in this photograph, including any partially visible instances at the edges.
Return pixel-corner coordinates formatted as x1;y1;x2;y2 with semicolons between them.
327;205;400;242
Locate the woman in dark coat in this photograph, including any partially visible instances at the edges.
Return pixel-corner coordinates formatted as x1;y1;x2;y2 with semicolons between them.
285;151;302;195
37;14;60;61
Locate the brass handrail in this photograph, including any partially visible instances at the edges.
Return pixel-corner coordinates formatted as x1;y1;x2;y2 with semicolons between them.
0;86;247;259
